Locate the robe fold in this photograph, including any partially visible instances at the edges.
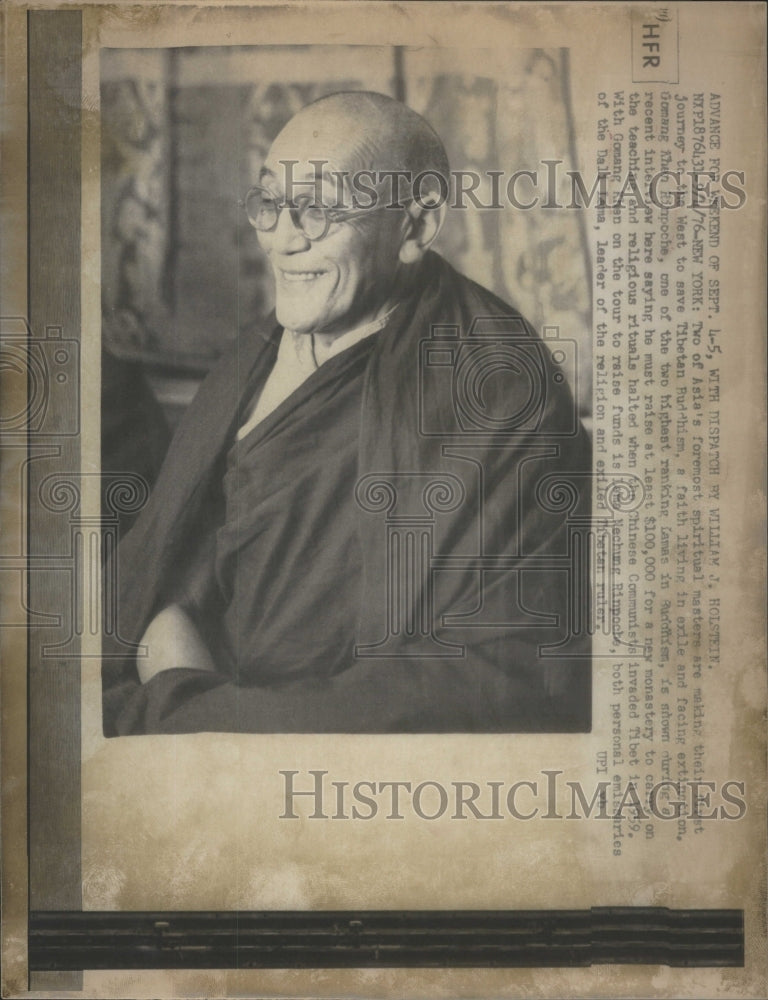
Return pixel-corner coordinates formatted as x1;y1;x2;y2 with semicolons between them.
103;251;592;735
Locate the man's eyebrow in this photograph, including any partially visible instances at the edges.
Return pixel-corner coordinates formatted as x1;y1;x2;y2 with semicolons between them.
257;165;349;203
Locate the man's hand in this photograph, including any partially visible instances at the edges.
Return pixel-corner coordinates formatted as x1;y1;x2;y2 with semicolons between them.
137;604;216;684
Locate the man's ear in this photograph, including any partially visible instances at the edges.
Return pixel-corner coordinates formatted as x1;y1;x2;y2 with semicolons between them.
398;200;447;264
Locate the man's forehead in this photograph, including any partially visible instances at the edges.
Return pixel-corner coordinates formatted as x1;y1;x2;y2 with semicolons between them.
264;106;392;175
258;162;348;193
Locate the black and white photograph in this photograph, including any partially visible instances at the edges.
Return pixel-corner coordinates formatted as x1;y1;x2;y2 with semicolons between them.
99;45;593;736
0;3;765;998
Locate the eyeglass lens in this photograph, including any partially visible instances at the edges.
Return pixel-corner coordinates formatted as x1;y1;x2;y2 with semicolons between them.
245;188;328;241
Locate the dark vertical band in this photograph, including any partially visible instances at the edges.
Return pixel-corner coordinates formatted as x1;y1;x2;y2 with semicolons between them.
27;5;83;947
393;46;406;104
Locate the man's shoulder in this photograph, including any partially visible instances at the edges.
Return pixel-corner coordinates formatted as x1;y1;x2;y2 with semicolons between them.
450;259;525;315
422;251;531;331
404;252;583;442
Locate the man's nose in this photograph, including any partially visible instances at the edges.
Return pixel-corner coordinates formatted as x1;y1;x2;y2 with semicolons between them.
271;204;311;253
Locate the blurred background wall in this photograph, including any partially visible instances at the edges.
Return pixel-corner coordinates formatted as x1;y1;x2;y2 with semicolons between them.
100;44;591;487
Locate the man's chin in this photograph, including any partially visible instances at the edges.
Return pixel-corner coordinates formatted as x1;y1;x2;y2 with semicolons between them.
275;295;335;334
275;311;323;335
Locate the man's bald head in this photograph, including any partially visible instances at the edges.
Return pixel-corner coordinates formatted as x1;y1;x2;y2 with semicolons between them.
266;91;449;200
255;91;448;338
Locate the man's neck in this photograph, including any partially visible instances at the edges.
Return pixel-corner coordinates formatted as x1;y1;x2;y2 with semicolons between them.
310;260;421;355
311;301;396;354
308;303;398;367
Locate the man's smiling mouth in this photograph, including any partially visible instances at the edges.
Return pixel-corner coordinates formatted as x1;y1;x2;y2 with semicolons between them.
279;269;328;282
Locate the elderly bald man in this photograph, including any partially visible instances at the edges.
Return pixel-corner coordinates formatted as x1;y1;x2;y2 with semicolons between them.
103;91;591;736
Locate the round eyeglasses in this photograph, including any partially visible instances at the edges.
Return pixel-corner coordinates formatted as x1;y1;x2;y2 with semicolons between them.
244;184;401;242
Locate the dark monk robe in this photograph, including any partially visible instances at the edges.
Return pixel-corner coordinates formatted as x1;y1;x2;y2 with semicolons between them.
102;252;592;735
